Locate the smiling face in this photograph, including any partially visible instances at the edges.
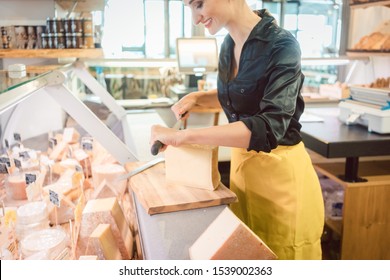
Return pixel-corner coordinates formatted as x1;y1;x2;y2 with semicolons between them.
183;0;232;35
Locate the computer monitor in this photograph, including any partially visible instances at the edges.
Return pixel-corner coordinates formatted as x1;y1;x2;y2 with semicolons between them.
176;37;218;88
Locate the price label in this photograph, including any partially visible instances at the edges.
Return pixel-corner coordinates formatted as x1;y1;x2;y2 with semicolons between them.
81;137;93;151
25;173;37;185
49;189;60;207
19;151;30;159
13;133;21;142
49;138;57;149
14;158;22;168
0;156;10;167
0;163;8;174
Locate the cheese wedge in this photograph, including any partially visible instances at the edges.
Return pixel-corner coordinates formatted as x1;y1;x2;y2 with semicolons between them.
77;197;133;260
79;255;98;260
92;163;127;197
86;224;122;260
189;207;277;260
165;144;220;190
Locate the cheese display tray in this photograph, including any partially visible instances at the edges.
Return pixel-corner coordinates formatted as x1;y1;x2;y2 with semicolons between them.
125;161;237;215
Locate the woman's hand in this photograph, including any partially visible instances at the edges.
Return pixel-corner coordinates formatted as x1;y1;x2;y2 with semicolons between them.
171;91;199;120
150;125;183;153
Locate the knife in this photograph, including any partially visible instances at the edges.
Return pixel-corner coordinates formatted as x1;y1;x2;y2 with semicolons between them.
114;157;165;182
150;112;187;156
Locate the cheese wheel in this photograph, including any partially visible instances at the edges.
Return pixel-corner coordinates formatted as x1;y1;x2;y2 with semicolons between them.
189;207;277;260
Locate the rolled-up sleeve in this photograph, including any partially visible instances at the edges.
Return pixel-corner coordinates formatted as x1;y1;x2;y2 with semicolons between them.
241;36;304;153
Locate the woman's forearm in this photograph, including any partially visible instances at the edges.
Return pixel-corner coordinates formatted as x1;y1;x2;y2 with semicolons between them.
180;121;251;149
193;88;221;108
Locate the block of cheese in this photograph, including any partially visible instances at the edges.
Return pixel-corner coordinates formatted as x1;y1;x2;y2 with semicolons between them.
92;179;119;199
92;163;127;197
77;197;133;260
6;173;27;200
189;207;277;260
49;141;68;161
86;223;122;260
62;127;80;144
73;148;92;178
79;255;98;260
165;144;220;190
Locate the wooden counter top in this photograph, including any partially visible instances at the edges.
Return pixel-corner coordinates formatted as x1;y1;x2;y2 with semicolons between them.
125;161;237;215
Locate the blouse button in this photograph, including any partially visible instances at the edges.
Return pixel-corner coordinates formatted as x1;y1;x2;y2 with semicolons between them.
227;101;230;106
240;88;244;93
231;113;237;120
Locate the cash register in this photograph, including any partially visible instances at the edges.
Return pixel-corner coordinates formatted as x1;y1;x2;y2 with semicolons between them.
170;37;218;99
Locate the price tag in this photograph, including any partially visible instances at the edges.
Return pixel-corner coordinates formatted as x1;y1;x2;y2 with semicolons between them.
19;151;30;159
25;173;37;185
49;138;57;149
14;158;22;169
49;189;60;207
0;163;8;174
81;137;93;151
13;133;21;142
0;157;10;167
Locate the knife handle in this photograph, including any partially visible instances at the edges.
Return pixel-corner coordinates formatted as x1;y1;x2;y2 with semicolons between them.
151;140;163;155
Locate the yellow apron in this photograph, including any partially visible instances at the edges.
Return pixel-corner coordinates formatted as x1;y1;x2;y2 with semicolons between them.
229;141;324;260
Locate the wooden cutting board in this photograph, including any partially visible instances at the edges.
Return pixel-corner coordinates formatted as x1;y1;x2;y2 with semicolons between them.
125;161;237;215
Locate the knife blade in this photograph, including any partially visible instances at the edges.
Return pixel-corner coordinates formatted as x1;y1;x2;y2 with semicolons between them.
150;112;187;156
114;157;165;182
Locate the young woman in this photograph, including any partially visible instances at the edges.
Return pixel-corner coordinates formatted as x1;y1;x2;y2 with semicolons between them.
150;0;324;260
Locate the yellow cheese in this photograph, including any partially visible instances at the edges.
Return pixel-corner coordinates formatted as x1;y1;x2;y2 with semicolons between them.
79;255;98;260
86;224;122;260
189;207;277;260
77;197;133;260
165;144;221;190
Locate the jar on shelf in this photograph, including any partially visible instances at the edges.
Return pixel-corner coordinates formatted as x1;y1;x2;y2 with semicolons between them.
63;18;72;33
83;33;94;49
71;18;83;33
83;17;93;34
53;17;64;34
47;33;55;49
65;33;73;48
55;33;65;49
72;32;83;48
46;17;55;34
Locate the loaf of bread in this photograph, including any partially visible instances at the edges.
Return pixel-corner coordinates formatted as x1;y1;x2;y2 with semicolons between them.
353;32;388;50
